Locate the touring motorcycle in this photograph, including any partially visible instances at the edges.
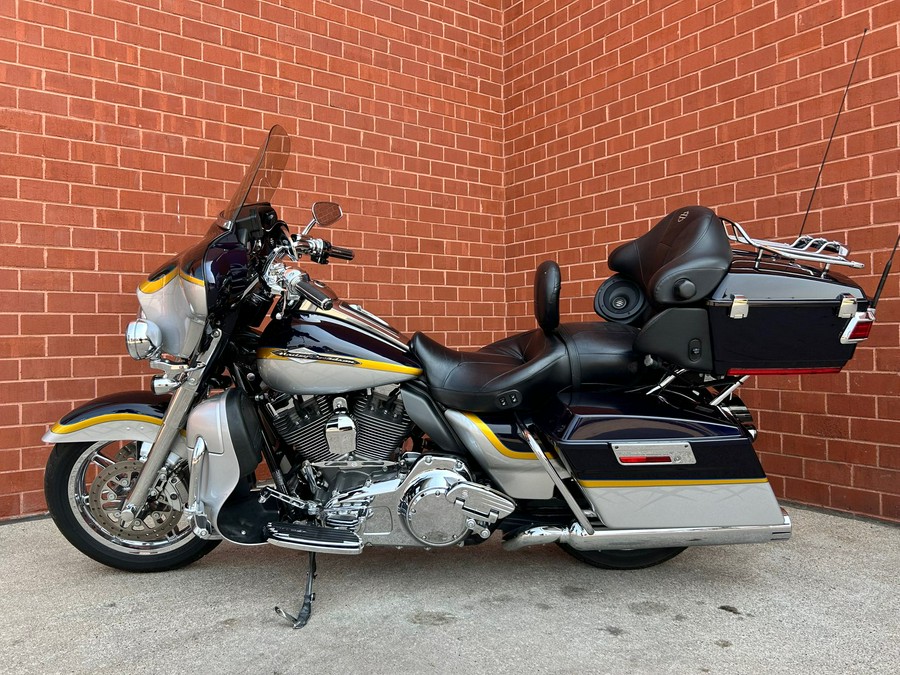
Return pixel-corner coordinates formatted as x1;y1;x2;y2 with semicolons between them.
43;125;885;627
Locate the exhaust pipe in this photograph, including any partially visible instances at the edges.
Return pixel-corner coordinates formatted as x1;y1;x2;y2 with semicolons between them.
503;509;792;552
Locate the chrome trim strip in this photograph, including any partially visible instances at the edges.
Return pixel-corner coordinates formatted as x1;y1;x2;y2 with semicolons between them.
504;509;792;551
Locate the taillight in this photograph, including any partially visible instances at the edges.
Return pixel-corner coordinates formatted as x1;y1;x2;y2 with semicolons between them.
618;455;672;464
841;308;876;344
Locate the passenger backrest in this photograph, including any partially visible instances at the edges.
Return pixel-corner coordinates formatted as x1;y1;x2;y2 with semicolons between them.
534;260;561;333
608;206;732;305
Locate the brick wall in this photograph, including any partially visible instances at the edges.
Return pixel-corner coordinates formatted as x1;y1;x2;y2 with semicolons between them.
0;0;506;518
503;0;900;521
1;0;898;521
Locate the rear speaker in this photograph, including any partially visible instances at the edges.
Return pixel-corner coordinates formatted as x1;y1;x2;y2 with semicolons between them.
594;274;647;323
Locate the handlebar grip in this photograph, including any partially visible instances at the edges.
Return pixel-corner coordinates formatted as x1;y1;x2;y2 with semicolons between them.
290;278;333;310
325;242;354;261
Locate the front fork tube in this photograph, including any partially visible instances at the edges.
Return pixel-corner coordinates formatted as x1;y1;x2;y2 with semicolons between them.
119;330;223;527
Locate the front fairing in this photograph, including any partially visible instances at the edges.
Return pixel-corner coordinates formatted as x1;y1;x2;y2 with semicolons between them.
136;127;290;357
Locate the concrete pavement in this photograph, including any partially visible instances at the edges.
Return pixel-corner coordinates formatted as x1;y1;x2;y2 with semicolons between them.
0;505;897;674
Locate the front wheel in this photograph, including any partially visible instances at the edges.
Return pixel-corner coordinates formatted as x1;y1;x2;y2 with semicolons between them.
558;544;686;570
44;441;220;572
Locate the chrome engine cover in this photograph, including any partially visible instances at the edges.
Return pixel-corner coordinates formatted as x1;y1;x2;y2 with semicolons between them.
399;470;471;546
323;456;516;548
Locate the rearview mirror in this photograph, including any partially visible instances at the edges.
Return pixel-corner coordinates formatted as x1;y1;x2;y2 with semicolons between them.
311;201;343;227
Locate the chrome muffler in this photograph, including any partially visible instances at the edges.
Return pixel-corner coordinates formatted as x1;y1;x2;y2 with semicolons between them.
503;509;792;551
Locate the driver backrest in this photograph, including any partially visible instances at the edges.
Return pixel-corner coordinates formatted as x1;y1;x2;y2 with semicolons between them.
608;206;732;304
534;260;561;333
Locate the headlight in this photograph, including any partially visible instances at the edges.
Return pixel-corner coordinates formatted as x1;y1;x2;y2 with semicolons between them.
125;318;162;360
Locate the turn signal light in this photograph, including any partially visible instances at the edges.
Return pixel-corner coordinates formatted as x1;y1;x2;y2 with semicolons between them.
841;309;876;344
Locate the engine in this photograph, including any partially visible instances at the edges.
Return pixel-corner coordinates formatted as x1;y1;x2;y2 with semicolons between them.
323;455;517;548
264;389;516;549
266;388;413;463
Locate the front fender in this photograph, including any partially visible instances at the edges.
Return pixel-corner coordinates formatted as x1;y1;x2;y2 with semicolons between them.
42;391;170;444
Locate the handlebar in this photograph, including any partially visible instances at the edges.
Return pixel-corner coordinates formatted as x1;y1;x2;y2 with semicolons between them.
263;227;353;313
285;271;333;310
326;243;354;261
294;235;354;264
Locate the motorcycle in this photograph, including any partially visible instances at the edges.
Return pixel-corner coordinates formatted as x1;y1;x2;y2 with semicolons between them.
42;125;885;628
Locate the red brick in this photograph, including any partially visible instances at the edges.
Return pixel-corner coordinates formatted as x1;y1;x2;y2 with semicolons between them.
0;494;20;520
883;494;900;521
783;477;831;506
20;490;47;515
0;469;43;496
854;466;900;495
829;486;881;515
0;0;896;523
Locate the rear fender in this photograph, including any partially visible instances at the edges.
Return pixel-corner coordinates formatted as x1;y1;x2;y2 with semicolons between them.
42;391;175;447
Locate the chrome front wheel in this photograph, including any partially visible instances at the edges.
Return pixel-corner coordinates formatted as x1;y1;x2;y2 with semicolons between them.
45;441;219;572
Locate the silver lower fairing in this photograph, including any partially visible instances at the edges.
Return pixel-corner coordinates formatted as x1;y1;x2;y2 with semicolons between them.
503;509;792;551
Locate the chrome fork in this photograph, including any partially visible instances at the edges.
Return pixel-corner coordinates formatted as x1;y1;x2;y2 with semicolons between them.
118;330;223;527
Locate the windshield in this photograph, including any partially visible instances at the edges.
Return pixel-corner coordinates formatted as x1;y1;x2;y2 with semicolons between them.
221;125;291;227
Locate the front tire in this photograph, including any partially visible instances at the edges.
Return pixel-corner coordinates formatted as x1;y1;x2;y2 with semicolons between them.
558;544;686;570
45;441;220;572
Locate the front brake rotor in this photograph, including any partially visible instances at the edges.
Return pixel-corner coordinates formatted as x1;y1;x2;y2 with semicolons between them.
88;460;187;541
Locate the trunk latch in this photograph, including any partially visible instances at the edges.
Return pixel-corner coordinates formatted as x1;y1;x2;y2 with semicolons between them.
837;293;857;318
729;295;749;319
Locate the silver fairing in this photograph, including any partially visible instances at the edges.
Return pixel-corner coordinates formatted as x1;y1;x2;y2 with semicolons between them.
184;393;241;537
137;272;207;358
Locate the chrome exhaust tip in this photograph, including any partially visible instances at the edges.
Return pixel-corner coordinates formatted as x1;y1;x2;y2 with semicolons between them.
503;510;792;552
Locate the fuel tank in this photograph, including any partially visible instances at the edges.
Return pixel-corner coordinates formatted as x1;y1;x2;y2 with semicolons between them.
256;301;422;394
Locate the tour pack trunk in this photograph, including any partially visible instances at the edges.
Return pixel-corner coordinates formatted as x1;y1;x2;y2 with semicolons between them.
705;250;870;375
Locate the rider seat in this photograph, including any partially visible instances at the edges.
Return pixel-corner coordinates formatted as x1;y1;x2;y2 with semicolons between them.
410;262;640;413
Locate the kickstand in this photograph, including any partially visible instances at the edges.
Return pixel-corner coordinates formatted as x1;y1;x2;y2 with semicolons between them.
274;551;318;629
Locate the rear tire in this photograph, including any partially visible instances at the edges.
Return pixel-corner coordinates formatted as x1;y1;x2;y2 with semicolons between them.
45;441;220;572
558;544;686;570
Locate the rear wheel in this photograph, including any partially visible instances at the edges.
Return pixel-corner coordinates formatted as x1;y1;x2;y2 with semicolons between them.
44;441;220;572
558;544;686;570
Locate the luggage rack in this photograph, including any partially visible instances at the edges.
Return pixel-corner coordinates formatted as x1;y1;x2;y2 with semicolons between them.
722;218;865;275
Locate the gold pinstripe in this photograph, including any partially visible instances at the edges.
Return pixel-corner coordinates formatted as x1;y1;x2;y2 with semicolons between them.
138;268;204;293
463;413;537;460
50;413;163;435
138;268;177;293
178;269;205;286
578;478;770;488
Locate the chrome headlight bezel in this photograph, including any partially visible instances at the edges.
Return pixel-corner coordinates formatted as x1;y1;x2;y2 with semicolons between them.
125;317;163;360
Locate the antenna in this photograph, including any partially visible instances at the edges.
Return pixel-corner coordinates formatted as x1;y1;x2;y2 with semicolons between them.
798;29;868;238
871;232;900;310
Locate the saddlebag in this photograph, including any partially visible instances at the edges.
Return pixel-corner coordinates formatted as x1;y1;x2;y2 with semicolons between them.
537;390;785;529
